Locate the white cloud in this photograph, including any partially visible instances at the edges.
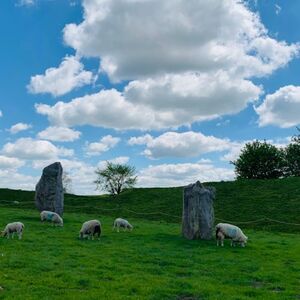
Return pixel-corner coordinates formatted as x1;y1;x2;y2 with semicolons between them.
275;4;282;15
220;137;290;162
35;89;158;130
255;85;300;128
17;0;35;6
97;156;130;169
35;0;299;130
1;138;74;160
64;0;298;81
129;131;232;159
9;123;32;134
0;155;25;169
137;163;235;187
124;72;261;122
86;135;120;156
28;56;93;97
128;134;153;146
0;169;38;191
37;126;81;142
0;110;3;117
35;78;260;130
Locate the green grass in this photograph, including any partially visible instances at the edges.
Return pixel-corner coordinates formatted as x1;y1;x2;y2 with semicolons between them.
1;177;300;232
0;178;300;299
0;208;299;300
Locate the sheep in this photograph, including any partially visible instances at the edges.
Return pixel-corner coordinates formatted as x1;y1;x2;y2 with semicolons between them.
40;210;63;226
113;218;133;232
216;223;248;247
1;222;24;239
79;220;101;240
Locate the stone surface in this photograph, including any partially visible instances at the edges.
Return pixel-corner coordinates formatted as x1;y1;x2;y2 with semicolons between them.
182;181;215;240
35;162;64;216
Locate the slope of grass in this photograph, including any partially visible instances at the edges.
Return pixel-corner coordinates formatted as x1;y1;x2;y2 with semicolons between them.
1;177;300;232
0;208;299;300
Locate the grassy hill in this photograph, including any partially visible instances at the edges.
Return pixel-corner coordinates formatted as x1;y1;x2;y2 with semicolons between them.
0;178;299;299
1;177;300;232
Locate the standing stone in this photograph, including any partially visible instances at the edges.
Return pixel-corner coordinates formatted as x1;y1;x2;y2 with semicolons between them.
35;162;64;216
182;181;215;240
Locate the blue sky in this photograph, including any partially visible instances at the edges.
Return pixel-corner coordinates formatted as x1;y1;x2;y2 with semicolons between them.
0;0;300;194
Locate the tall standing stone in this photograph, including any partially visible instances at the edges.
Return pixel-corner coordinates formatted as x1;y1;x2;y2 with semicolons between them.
182;181;215;240
35;162;64;216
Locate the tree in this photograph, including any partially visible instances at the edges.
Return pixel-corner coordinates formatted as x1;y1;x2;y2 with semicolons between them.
284;127;300;177
62;171;72;194
232;140;284;179
94;162;137;196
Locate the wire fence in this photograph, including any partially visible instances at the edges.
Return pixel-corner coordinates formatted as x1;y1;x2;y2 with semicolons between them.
1;199;300;226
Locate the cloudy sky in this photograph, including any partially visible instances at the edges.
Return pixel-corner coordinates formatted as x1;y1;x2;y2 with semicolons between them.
0;0;300;194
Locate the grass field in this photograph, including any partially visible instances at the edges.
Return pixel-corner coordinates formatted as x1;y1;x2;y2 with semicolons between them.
0;208;300;300
0;178;300;299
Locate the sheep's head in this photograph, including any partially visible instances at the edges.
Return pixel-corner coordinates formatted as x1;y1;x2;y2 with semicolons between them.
1;231;6;237
128;224;133;231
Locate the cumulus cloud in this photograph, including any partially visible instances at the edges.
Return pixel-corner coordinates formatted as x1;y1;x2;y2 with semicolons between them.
129;131;232;159
9;123;32;134
124;72;261;121
128;134;153;146
137;163;235;187
35;90;158;130
2;138;74;160
64;0;298;81
0;155;25;169
0;169;38;191
35;78;260;130
37;126;81;142
0;110;3;117
86;135;120;156
28;56;93;97
255;85;300;128
34;0;298;130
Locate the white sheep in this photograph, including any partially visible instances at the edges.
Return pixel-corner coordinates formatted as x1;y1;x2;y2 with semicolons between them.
216;223;248;247
1;222;24;239
40;210;63;226
79;220;101;240
113;218;133;232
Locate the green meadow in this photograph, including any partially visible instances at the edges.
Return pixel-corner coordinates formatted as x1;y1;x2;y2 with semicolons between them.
0;178;300;299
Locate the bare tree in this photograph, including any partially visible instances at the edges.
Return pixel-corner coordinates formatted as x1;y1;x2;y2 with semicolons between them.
94;162;137;196
62;171;72;194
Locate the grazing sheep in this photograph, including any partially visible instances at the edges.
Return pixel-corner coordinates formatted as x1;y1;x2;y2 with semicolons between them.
1;222;24;239
216;223;248;247
40;210;63;226
79;220;101;240
113;218;133;232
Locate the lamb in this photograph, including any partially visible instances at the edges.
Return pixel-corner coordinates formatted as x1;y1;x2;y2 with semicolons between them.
113;218;133;232
1;222;24;239
216;223;248;247
40;210;63;226
79;220;101;240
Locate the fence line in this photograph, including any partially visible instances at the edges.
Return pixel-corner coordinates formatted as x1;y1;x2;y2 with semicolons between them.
1;200;300;226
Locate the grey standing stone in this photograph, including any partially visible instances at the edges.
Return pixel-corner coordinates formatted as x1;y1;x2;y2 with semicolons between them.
35;162;64;216
182;181;215;240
